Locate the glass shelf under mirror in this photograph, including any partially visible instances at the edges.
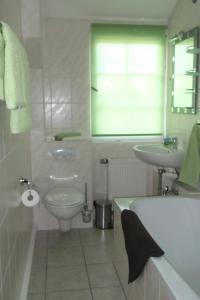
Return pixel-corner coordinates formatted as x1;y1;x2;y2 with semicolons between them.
186;46;200;54
185;88;196;94
171;107;196;114
185;69;200;76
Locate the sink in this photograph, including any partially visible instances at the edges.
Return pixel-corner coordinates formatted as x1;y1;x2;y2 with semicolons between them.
133;144;185;168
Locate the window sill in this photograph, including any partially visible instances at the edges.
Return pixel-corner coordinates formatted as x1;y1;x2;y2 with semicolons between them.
92;135;163;143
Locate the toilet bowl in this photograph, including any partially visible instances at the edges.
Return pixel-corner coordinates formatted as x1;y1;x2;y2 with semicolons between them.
44;187;84;232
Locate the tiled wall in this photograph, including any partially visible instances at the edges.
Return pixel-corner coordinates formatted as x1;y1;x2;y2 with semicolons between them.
42;18;90;138
0;1;33;299
166;0;200;148
0;110;33;299
30;19;93;229
29;16;155;230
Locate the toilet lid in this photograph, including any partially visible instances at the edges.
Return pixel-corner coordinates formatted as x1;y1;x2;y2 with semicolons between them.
45;187;84;207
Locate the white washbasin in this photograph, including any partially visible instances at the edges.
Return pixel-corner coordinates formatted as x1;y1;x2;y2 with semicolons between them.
133;144;185;168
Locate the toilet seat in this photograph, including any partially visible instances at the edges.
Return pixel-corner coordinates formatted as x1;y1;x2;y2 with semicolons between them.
45;187;84;207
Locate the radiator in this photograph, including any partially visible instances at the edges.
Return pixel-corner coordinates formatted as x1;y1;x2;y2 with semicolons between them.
107;157;149;201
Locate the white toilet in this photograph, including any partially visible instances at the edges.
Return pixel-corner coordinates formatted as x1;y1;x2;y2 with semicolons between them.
44;187;84;232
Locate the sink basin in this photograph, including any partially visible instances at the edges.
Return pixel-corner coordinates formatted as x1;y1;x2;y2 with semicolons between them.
133;144;185;168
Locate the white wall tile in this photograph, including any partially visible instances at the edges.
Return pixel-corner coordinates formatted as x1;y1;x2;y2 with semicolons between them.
30;69;44;104
50;76;71;103
21;0;41;37
24;38;43;68
51;103;72;128
0;215;9;279
44;104;52;129
31;104;45;129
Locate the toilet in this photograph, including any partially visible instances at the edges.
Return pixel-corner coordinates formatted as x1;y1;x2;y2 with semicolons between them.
44;187;84;232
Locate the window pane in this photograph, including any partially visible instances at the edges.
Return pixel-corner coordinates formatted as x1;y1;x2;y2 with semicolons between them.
128;44;162;74
96;44;126;73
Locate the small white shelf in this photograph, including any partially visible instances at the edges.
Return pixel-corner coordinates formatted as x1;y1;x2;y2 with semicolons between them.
186;46;200;54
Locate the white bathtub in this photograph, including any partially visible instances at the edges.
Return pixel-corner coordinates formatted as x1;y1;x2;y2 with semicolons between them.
114;196;200;300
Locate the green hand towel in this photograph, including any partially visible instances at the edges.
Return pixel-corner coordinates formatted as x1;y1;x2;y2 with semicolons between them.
179;124;200;188
0;31;4;100
0;22;31;133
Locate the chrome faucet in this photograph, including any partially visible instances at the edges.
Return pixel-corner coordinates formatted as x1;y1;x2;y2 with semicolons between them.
171;137;178;150
163;136;178;150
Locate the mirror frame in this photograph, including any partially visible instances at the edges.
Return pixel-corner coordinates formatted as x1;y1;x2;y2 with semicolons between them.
171;27;199;114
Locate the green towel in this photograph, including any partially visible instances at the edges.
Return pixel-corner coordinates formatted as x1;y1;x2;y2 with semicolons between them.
54;132;82;141
0;22;31;133
0;31;4;100
179;124;200;188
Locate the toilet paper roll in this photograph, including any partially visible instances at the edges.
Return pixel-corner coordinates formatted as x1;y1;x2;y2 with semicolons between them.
21;189;40;207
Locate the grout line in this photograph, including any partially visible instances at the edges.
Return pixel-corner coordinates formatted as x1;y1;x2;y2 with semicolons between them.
45;287;95;294
44;230;49;300
79;228;94;300
113;262;128;300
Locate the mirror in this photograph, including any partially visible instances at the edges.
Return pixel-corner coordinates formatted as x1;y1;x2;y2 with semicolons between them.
171;27;199;114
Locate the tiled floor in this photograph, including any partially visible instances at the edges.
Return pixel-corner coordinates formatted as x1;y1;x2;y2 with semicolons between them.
27;228;127;300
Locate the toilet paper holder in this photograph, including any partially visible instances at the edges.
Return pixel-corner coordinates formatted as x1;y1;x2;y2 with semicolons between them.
18;177;32;187
18;177;38;191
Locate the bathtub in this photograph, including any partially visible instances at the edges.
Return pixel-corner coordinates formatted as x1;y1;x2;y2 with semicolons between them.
114;196;200;300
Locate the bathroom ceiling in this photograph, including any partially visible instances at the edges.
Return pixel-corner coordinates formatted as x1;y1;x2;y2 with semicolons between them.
41;0;177;24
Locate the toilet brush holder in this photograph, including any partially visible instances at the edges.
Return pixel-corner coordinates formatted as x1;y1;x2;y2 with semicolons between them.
82;182;92;223
82;208;92;223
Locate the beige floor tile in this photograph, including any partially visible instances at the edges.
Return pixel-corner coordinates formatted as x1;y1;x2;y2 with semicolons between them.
84;244;114;264
28;268;46;293
46;289;92;300
46;266;89;292
87;263;120;288
27;293;45;300
32;248;47;268
92;287;126;300
35;231;48;249
48;229;81;248
47;246;84;267
80;228;114;246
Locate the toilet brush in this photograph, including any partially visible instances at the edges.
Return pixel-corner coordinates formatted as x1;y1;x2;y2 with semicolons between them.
82;183;92;223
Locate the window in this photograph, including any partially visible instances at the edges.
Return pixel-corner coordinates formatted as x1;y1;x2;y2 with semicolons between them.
91;24;166;136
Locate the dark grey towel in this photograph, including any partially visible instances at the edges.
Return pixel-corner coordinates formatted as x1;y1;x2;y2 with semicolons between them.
121;209;164;283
